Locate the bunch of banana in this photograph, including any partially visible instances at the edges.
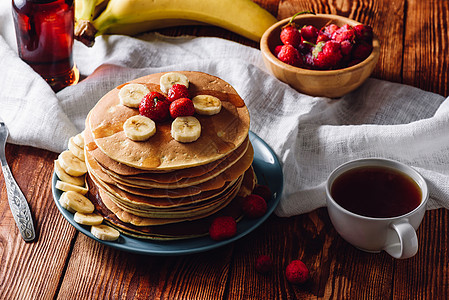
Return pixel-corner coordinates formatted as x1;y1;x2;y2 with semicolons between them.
54;131;120;241
74;0;277;47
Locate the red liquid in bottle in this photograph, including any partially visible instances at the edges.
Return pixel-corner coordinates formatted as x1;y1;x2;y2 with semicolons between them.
12;0;79;92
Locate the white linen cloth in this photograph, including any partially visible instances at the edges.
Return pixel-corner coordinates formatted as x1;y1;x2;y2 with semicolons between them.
1;2;448;216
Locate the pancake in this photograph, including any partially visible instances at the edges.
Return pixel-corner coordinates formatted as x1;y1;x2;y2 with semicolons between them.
88;71;250;171
87;166;256;240
82;71;256;241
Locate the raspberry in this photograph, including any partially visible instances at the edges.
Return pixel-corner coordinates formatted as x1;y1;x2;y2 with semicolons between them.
312;40;343;69
209;216;237;241
169;97;195;119
242;194;267;218
286;260;309;284
280;25;301;47
300;25;319;43
167;84;189;102
139;92;170;122
253;184;272;202
277;44;302;67
255;255;273;274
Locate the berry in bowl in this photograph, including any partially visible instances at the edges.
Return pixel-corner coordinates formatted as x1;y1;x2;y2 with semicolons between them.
260;13;380;98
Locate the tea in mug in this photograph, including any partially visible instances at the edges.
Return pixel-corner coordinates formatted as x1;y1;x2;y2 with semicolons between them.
330;166;421;218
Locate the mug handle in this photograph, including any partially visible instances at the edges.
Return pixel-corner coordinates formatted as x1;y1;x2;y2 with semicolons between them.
383;221;418;259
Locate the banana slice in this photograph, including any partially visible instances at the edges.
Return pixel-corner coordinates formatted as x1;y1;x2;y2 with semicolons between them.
171;116;201;143
56;180;88;195
91;224;120;241
123;115;156;141
63;191;94;213
72;132;85;149
54;160;85;186
118;83;150;108
59;193;76;213
160;72;189;94
58;150;87;177
74;212;104;226
68;136;85;161
192;95;222;115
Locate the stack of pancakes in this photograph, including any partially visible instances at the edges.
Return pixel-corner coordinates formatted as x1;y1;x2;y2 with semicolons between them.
84;71;255;240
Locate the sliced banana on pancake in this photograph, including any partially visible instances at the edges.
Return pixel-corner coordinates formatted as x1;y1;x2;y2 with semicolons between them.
72;132;85;149
119;83;150;108
192;95;222;115
54;160;85;186
74;212;103;225
91;224;120;241
68;136;85;161
160;72;189;94
171;116;201;143
56;180;88;195
123;115;156;141
62;191;94;213
58;150;87;177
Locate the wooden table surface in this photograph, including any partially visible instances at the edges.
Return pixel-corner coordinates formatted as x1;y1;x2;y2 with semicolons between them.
1;0;448;299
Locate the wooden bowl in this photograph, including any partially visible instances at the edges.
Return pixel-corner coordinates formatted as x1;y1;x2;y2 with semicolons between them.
260;14;380;98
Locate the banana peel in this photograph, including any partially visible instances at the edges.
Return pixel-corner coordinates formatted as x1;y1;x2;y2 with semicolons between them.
74;0;277;47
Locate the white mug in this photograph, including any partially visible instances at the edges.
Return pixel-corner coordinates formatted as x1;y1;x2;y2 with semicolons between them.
325;158;428;259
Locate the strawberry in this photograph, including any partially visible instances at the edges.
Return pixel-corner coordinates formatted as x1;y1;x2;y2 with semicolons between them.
280;11;315;47
277;44;302;67
274;45;283;56
332;24;355;43
321;24;339;38
139;92;170;122
312;40;342;69
167;84;189;102
353;41;373;60
354;24;373;42
169;97;195;119
300;25;319;43
280;25;301;47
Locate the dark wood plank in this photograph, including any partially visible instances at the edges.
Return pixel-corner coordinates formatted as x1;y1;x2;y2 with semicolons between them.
0;145;76;299
57;233;236;299
403;0;449;96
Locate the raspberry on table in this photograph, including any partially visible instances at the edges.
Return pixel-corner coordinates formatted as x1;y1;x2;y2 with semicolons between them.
242;194;267;218
255;255;273;274
286;260;310;284
209;216;237;241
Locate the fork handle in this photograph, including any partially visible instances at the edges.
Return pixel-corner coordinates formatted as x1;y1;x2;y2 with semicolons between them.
2;164;36;242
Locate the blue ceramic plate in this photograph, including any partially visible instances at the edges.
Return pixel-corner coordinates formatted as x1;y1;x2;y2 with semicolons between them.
52;131;283;255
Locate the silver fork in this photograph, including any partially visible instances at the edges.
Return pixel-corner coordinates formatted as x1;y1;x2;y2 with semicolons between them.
0;118;35;242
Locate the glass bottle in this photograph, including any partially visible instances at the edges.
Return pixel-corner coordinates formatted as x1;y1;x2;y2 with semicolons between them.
12;0;79;92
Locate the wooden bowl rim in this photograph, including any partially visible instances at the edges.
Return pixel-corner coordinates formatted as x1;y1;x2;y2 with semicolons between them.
260;13;381;76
